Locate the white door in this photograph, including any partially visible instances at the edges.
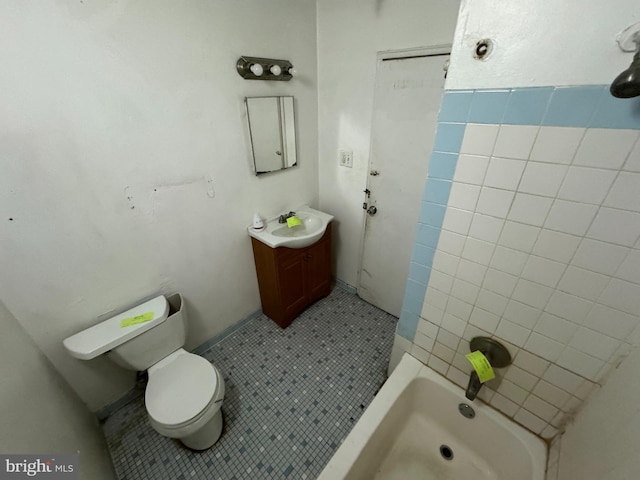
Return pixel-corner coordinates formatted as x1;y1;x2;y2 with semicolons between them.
358;47;450;317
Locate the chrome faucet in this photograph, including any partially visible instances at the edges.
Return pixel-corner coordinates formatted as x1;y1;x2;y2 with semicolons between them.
465;371;482;401
278;211;296;223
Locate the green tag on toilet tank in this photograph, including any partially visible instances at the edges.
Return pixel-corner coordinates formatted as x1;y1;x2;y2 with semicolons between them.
120;311;154;328
465;350;495;383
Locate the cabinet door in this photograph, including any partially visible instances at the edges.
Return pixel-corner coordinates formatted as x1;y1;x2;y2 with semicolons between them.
278;252;308;321
304;236;332;301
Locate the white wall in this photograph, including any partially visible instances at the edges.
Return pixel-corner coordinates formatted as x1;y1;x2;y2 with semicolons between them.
0;0;318;411
555;345;640;479
316;0;461;286
0;300;115;479
447;0;640;90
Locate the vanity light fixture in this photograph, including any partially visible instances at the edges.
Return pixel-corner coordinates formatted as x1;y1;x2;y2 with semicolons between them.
237;56;294;81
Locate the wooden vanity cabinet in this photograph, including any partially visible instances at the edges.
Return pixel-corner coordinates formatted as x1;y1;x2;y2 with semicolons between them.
250;223;332;328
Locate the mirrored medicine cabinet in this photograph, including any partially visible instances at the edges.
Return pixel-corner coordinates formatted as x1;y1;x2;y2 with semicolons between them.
245;96;297;176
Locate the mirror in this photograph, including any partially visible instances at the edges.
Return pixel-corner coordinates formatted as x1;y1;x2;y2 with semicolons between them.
245;96;297;175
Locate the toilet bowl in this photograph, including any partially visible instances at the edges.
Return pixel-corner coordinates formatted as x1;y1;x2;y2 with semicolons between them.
63;294;225;450
146;349;225;450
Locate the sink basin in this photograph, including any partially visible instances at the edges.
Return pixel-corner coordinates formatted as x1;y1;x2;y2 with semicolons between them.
272;216;323;239
248;206;334;249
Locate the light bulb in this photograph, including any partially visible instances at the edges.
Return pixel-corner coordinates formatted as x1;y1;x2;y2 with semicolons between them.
288;67;297;76
270;65;282;76
249;63;263;76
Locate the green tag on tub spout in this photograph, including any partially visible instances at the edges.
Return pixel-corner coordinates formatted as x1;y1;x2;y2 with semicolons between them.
465;350;495;383
120;311;154;328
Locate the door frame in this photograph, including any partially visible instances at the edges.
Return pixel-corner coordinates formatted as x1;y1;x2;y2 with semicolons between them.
356;44;452;302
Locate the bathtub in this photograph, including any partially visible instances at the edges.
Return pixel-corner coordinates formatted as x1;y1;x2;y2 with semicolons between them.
318;353;547;480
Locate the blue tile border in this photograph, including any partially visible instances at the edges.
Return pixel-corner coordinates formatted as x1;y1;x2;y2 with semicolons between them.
412;243;435;268
456;84;640;129
439;90;473;123
544;85;605;127
592;92;640;129
409;262;430;284
429;152;458;179
468;89;511;124
503;87;554;125
419;201;447;227
433;122;466;152
397;120;464;340
397;83;640;341
422;178;452;204
416;224;442;249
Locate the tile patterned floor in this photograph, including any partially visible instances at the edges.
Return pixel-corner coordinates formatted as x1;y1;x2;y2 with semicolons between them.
102;287;397;479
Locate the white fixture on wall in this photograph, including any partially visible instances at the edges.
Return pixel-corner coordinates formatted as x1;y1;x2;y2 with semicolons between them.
236;56;295;81
339;150;353;168
616;22;640;52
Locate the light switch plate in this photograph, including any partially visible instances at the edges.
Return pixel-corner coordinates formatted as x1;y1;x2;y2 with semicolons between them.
339;150;353;168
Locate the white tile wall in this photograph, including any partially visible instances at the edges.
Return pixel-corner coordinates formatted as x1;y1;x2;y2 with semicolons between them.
573;128;637;169
519;161;567;197
544;200;598;236
529;126;584;164
522;256;565;287
508;193;554;226
460;123;499;155
532;230;580;263
484;157;526;190
557;166;616;204
396;123;640;441
587;207;640;246
493;125;539;159
623;139;640;171
453;154;490;184
489;252;523;281
476;187;515;218
571;239;628;276
604;172;640;210
442;207;473;235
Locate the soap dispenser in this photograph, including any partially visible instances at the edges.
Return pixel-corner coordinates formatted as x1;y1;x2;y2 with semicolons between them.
252;212;264;231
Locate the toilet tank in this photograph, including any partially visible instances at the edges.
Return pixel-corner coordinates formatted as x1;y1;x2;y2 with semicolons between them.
109;293;187;371
63;293;188;372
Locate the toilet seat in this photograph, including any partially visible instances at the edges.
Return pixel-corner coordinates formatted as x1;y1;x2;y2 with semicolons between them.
146;350;220;428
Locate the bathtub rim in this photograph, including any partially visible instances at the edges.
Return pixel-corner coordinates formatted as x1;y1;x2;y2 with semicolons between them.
317;352;548;480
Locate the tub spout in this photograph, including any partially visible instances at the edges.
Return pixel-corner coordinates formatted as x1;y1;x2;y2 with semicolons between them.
465;371;482;401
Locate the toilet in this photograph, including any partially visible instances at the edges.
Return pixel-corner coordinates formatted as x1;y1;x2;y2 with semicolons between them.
63;294;225;450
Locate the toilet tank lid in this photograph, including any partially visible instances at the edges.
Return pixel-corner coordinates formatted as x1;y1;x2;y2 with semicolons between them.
63;296;170;360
